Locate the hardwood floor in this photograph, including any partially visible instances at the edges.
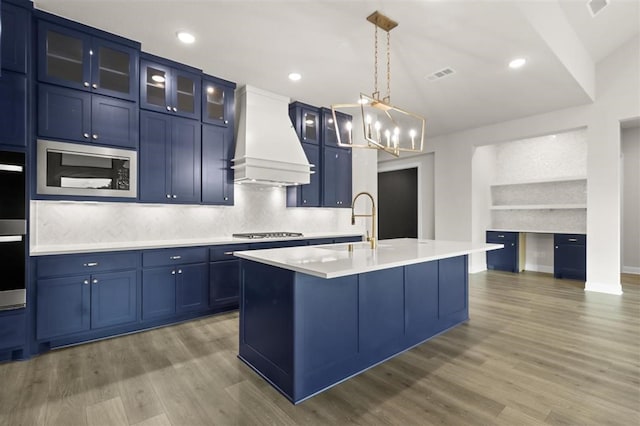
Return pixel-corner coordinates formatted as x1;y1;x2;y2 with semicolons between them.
1;272;638;425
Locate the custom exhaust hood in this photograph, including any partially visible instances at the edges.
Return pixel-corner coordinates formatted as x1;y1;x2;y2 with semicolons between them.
232;85;312;186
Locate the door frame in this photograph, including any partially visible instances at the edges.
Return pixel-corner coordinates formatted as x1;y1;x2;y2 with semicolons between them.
377;161;422;239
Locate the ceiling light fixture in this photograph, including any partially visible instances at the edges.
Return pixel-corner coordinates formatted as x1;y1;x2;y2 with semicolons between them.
176;31;196;44
288;72;302;81
331;11;425;157
509;58;527;69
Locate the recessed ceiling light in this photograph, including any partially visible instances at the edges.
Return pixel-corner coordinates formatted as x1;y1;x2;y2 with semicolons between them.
151;74;165;83
288;72;302;81
508;58;527;69
176;31;196;44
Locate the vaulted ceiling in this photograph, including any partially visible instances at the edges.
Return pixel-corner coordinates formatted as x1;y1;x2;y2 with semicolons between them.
35;0;640;137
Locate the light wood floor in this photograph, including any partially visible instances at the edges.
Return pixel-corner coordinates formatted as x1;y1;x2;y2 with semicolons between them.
1;272;638;426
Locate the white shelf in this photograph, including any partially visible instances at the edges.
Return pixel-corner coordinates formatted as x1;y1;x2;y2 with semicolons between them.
491;176;587;187
491;204;587;210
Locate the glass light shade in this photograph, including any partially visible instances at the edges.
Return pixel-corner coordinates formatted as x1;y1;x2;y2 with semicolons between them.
331;93;425;157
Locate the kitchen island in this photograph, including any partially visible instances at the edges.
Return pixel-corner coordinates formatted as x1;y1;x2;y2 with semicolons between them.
234;238;502;404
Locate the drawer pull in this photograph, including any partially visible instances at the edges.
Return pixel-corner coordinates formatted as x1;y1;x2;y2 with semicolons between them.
497;235;505;238
83;279;89;285
92;279;98;284
171;270;176;275
223;252;233;255
84;262;99;267
568;238;577;242
170;255;182;260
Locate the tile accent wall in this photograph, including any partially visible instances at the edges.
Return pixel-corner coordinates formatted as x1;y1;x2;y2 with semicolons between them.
30;185;357;248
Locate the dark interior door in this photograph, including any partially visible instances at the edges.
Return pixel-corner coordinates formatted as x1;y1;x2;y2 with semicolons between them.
378;168;418;239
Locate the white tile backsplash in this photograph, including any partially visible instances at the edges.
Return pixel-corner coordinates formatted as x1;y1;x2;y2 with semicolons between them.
31;185;360;248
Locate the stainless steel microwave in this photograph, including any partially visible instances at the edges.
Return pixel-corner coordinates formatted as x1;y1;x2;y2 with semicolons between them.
37;140;137;198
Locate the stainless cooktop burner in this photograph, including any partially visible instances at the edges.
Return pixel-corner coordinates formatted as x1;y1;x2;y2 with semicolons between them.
232;232;304;239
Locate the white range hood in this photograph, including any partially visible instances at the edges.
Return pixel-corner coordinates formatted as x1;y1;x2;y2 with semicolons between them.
233;85;312;186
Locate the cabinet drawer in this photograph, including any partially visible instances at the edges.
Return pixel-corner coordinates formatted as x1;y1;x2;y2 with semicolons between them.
554;234;586;245
37;251;139;278
0;310;26;350
307;238;335;246
249;240;307;250
143;247;208;267
333;236;363;244
210;244;249;262
486;231;518;243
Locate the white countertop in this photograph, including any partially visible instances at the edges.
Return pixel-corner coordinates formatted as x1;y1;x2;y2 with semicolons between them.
29;232;363;256
234;238;503;279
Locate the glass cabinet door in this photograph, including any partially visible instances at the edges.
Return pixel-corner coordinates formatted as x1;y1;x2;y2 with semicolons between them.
301;108;319;144
93;39;137;101
202;81;233;127
142;62;171;111
39;23;90;90
174;71;201;119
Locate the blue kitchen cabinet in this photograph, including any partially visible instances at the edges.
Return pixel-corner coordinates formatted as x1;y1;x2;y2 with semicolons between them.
90;270;138;329
38;84;138;148
139;111;201;203
202;74;235;127
0;309;26;361
202;124;234;205
142;247;209;319
37;19;139;101
140;55;201;120
287;143;321;207
210;260;241;309
289;102;320;145
176;263;209;313
1;0;29;74
323;146;352;207
554;234;586;281
486;231;522;273
36;252;140;341
321;107;352;148
37;275;91;340
141;267;176;320
0;71;27;147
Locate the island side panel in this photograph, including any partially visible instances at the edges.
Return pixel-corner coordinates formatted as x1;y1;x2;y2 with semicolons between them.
405;260;439;343
239;259;296;399
438;255;469;327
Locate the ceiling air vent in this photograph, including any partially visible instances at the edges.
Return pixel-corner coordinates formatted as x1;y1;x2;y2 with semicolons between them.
425;67;456;82
587;0;609;17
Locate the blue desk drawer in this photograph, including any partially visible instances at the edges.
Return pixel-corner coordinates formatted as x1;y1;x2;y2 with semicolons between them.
210;244;249;262
37;251;139;278
486;231;518;242
143;247;208;267
554;234;586;245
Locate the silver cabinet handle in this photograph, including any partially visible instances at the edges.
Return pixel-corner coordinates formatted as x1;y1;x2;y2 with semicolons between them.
92;134;98;140
568;238;577;242
166;106;172;111
171;270;176;275
224;120;228;124
83;279;90;285
92;83;98;89
511;243;515;246
177;269;182;274
83;133;90;138
224;197;228;201
166;194;171;198
172;195;177;199
172;107;178;112
83;262;99;267
497;235;505;238
92;279;98;284
170;255;182;260
555;246;558;249
84;82;90;87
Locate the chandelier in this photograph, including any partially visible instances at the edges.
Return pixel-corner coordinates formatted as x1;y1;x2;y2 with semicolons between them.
331;11;425;157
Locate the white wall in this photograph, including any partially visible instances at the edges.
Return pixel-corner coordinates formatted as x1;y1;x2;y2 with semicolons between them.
470;145;496;272
379;35;640;294
377;153;435;240
621;126;640;273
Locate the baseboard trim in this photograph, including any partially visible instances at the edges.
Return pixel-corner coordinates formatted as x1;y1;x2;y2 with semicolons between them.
622;266;640;275
585;281;623;295
524;263;553;274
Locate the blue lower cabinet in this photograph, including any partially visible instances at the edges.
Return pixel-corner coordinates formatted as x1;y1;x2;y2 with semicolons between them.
90;270;138;329
0;309;27;360
486;231;521;273
176;263;209;313
141;267;176;320
554;234;586;281
0;71;27;147
405;261;438;340
438;255;468;317
37;276;91;340
209;259;241;309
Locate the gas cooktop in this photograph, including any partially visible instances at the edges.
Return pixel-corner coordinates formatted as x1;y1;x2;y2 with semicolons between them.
232;232;304;239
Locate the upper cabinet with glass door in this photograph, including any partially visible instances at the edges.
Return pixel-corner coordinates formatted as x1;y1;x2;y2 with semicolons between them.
37;19;139;102
140;54;201;121
288;102;320;145
202;74;235;127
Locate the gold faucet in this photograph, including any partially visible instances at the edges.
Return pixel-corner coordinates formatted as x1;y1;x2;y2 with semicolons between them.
351;191;376;249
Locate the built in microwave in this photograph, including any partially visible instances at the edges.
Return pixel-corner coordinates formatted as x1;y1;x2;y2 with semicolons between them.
37;140;137;198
